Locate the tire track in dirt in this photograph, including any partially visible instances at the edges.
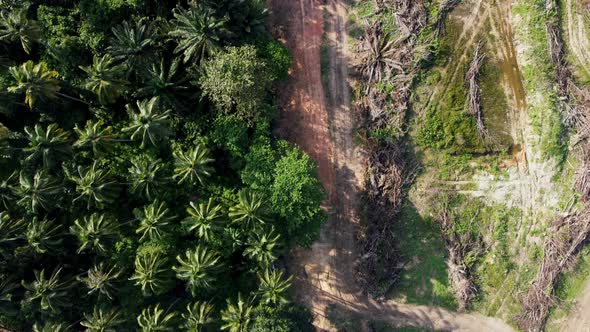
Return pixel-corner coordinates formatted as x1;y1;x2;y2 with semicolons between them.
269;0;514;330
565;0;590;78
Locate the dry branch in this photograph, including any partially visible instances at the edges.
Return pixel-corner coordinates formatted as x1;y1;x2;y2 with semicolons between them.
438;206;481;311
465;41;487;139
517;211;590;331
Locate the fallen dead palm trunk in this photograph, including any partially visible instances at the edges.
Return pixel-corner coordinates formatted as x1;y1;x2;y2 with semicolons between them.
465;41;488;139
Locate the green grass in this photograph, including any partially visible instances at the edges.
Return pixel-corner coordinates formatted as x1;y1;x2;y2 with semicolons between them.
370;321;447;332
546;246;590;331
388;204;457;310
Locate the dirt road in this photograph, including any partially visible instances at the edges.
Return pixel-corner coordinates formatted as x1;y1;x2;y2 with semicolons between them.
269;0;515;331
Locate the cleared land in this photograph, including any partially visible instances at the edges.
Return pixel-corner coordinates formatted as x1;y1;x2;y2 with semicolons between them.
269;0;514;330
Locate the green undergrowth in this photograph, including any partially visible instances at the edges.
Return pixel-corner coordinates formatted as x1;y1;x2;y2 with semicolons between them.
414;15;511;155
388;203;457;310
513;0;568;163
546;246;590;331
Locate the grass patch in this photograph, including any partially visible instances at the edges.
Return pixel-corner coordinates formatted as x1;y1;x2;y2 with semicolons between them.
546;246;590;331
370;321;447;332
388;203;457;310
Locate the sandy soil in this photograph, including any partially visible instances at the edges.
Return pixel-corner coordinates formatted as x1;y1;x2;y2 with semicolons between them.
559;279;590;332
269;0;515;330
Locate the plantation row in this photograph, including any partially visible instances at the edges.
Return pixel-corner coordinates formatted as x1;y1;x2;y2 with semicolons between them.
0;0;322;331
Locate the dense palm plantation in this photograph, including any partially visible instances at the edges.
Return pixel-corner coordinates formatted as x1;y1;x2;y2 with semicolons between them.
0;0;323;331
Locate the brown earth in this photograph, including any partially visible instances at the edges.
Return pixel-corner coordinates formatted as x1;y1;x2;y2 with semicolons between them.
269;0;515;330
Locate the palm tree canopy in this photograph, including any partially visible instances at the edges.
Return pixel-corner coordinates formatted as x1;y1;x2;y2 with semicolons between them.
80;54;128;105
65;161;118;209
129;252;169;296
32;322;70;332
173;144;214;185
169;3;229;64
0;6;41;54
123;97;171;148
25;216;63;254
8;61;60;108
81;306;125;332
0;211;23;245
182;301;214;332
23;123;71;168
73;120;114;155
15;170;62;213
70;213;118;254
134;200;175;242
220;293;253;332
257;269;292;305
137;304;176;332
173;245;221;295
228;189;270;228
138;58;189;106
128;157;167;201
107;20;154;71
183;198;224;241
22;268;73;313
79;262;122;300
244;227;280;267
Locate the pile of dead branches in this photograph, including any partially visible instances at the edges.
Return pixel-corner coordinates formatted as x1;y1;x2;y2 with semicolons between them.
438;207;481;311
355;0;429;296
517;211;590;331
357;141;406;295
465;41;487;139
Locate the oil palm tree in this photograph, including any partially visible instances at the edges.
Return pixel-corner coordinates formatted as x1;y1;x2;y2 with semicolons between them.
81;306;125;332
0;276;18;316
138;59;189;106
182;301;214;332
70;213;118;254
0;172;16;211
32;322;70;332
79;262;122;300
107;20;154;73
8;61;60;108
244;227;280;267
220;293;253;332
228;189;269;229
22;268;73;313
74;120;115;155
129;252;170;296
257;269;292;305
134;200;175;242
123;97;171;148
0;211;23;246
80;54;128;105
23;123;71;168
0;211;23;259
65;161;118;209
183;198;224;242
15;170;62;213
128;157;167;200
173;144;214;185
25;217;63;254
173;246;221;295
0;6;41;54
169;3;229;64
137;304;176;332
